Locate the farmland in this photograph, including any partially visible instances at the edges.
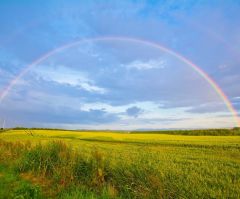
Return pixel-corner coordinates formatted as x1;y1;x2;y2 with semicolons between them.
0;129;240;198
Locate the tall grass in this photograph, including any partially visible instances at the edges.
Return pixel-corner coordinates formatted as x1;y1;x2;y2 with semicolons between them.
19;141;70;175
0;140;166;198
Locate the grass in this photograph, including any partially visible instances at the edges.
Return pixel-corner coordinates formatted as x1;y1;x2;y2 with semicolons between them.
0;129;240;198
0;164;43;199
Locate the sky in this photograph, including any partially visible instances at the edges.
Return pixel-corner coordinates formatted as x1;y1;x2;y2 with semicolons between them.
0;0;240;130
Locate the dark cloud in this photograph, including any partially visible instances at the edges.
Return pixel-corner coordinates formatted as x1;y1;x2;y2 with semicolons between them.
0;105;119;126
126;106;143;118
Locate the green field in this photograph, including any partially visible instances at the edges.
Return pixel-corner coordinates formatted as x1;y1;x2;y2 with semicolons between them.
0;129;240;198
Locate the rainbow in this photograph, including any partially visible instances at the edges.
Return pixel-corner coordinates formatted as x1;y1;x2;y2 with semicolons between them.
0;36;239;126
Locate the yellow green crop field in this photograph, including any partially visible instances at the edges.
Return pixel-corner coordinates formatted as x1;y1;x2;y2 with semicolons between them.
0;129;240;198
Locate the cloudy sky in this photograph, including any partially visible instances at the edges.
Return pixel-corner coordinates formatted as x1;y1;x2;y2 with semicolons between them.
0;0;240;129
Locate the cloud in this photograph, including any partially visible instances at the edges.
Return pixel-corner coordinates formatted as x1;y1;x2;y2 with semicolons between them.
233;96;240;100
77;81;106;94
34;66;107;94
126;106;143;117
124;59;166;70
186;102;228;114
0;104;119;126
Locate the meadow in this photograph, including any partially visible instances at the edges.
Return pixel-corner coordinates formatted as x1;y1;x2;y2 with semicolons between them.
0;129;240;198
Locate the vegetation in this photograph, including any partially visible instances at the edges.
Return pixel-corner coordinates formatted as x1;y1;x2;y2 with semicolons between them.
0;129;240;198
131;127;240;136
3;127;240;136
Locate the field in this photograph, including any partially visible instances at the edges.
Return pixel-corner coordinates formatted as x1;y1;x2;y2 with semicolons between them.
0;129;240;198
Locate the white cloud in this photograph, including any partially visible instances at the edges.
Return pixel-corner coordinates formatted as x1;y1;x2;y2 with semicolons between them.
34;65;107;94
123;59;166;70
79;82;106;94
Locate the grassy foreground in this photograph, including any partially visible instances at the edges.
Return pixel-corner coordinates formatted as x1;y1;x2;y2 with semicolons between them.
0;129;240;198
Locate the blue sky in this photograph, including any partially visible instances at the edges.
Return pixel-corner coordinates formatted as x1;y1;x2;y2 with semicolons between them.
0;0;240;129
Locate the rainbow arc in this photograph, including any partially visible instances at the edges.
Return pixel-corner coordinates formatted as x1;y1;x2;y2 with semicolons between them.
0;36;239;127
